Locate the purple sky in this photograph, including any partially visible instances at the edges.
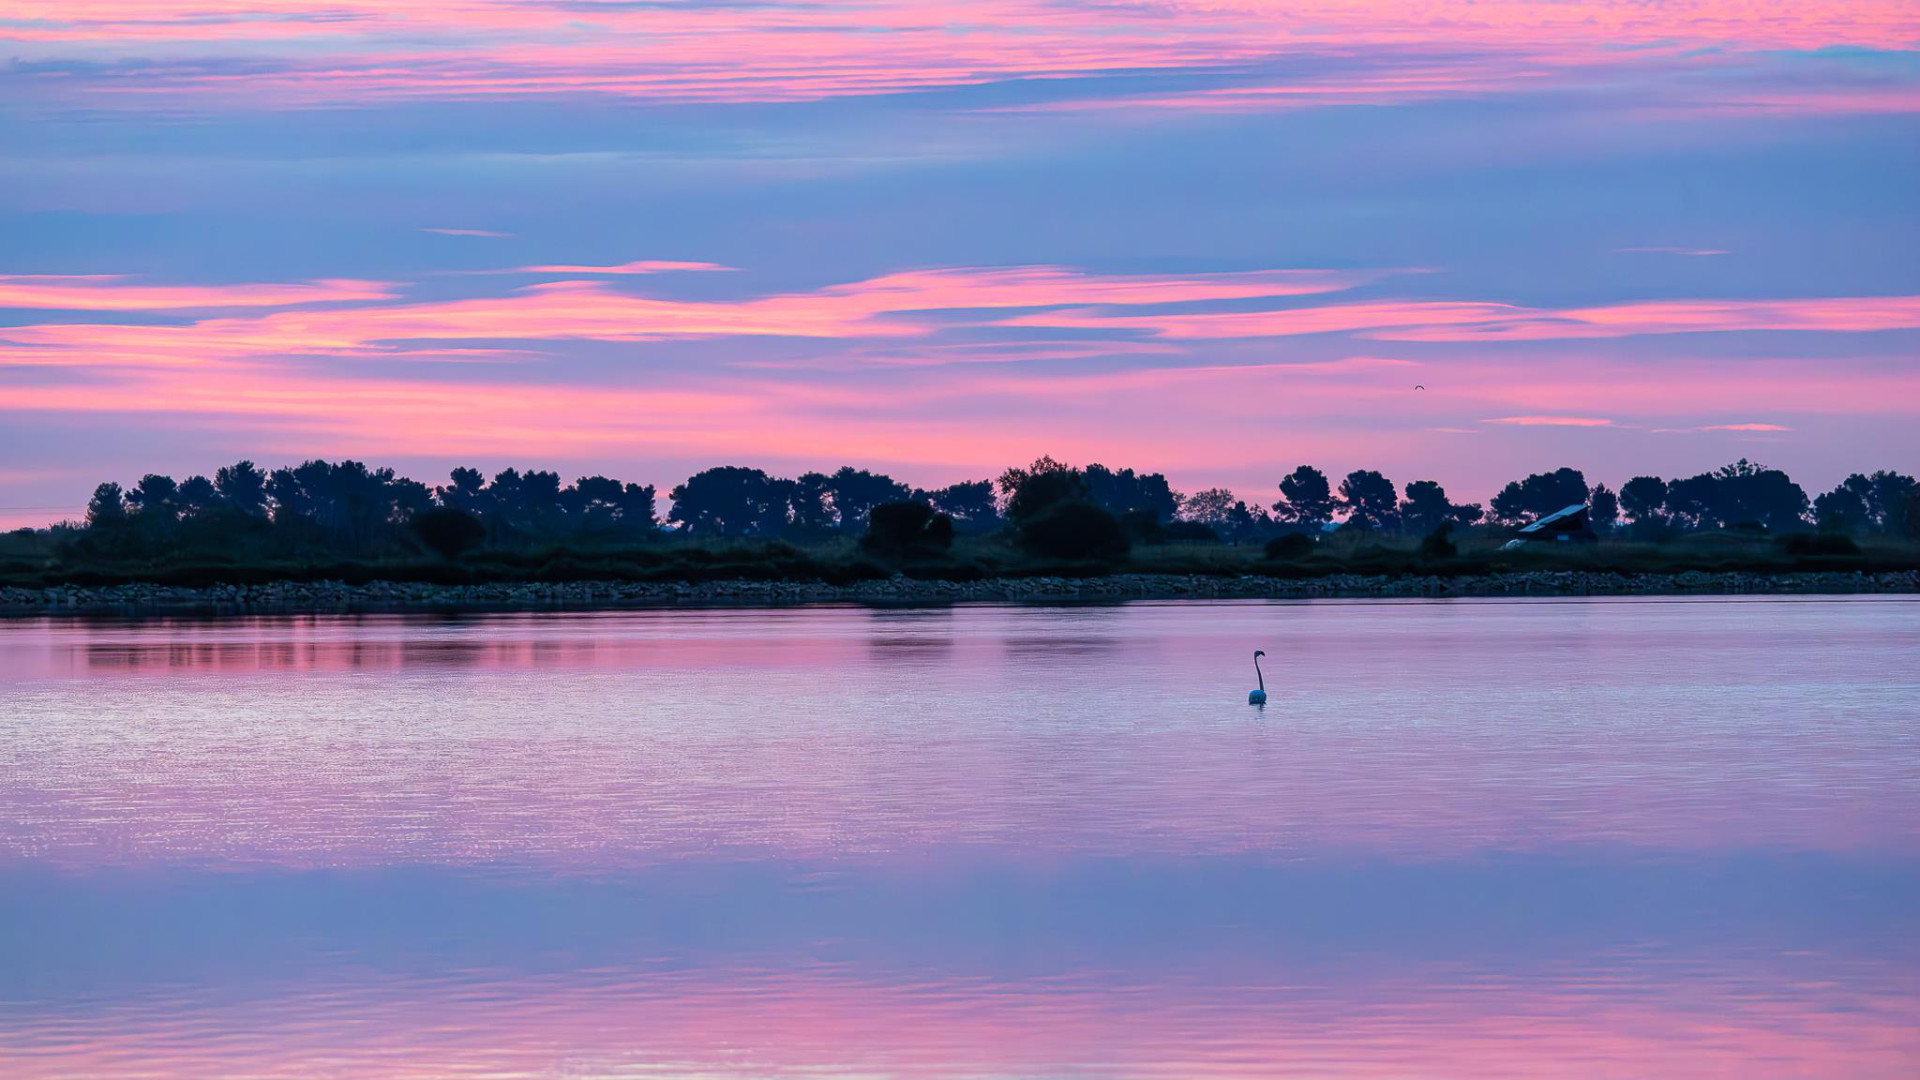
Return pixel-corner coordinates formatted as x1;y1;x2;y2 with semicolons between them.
2;1;1917;525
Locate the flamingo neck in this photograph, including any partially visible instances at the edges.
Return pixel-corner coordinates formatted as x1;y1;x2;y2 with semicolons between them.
1255;656;1265;693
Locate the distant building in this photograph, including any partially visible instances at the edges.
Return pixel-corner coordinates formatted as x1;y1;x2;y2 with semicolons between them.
1500;503;1595;550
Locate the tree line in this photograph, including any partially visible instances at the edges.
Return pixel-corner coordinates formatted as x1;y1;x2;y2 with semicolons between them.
58;455;1920;565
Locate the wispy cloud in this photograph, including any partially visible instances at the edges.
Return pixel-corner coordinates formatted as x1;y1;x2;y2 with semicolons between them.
422;227;512;238
8;266;1919;372
1613;247;1729;257
0;265;1378;368
6;1;1916;115
3;263;1914;494
1483;416;1615;427
0;274;395;311
1004;295;1920;342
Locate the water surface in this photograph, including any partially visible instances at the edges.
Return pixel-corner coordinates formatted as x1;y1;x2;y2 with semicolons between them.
3;598;1917;1077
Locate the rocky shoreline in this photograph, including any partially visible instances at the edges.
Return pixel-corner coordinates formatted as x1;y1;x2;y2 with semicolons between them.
3;569;1916;616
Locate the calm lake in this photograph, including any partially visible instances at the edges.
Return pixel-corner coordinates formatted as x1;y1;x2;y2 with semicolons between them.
3;598;1917;1078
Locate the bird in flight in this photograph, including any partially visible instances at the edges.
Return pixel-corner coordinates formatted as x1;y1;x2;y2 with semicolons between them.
1414;384;1426;390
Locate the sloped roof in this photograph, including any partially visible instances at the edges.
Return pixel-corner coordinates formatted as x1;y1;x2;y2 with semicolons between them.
1518;503;1589;534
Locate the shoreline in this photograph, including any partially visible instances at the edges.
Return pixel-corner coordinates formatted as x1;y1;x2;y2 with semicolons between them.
4;569;1916;616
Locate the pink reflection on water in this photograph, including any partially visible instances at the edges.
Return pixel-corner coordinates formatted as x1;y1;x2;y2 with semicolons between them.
4;601;1918;869
5;967;1917;1079
4;601;1919;1077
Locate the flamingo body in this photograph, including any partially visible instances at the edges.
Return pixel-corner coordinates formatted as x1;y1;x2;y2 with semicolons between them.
1249;649;1268;705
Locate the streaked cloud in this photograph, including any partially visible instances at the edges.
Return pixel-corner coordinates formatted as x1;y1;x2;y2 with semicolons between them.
1483;416;1616;428
1005;295;1920;342
0;275;396;311
0;266;1378;369
1613;247;1729;257
5;1;1916;116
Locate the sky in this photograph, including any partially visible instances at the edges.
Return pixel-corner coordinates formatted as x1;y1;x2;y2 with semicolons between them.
2;1;1917;526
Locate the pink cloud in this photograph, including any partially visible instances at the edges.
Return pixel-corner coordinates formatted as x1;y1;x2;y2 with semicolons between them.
1613;247;1729;256
6;2;1916;115
2;265;1916;507
1373;296;1920;342
0;265;1380;369
0;275;396;312
1007;295;1920;342
421;227;511;238
1483;416;1616;427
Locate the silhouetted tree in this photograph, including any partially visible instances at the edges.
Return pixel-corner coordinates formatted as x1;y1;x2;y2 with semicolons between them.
214;461;268;517
564;475;656;537
511;470;566;534
1664;473;1718;531
1399;480;1478;536
1588;484;1619;535
439;467;488;514
1619;476;1668;536
1002;457;1087;524
862;501;954;556
51;453;1911;580
1844;470;1919;535
1707;460;1808;533
256;459;426;553
1228;500;1276;542
783;472;836;535
1180;488;1237;526
826;467;912;530
86;482;126;527
567;474;620;522
266;465;314;524
997;455;1073;499
927;480;1000;532
1337;470;1399;531
1812;484;1867;533
1273;465;1335;530
1082;464;1181;522
1490;468;1588;527
669;466;787;536
126;474;180;520
176;475;220;518
411;507;487;560
618;482;657;530
1643;461;1809;534
1017;500;1128;561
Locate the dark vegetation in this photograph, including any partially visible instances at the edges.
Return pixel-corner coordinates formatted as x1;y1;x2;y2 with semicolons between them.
3;456;1916;591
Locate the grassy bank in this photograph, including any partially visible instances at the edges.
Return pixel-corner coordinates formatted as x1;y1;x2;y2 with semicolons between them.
3;528;1915;592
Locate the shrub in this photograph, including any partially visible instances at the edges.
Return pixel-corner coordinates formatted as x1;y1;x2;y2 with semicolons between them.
1777;533;1860;557
1017;500;1129;561
1162;520;1220;542
1419;522;1458;560
410;507;486;560
861;501;955;557
1119;509;1166;544
1264;533;1315;560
